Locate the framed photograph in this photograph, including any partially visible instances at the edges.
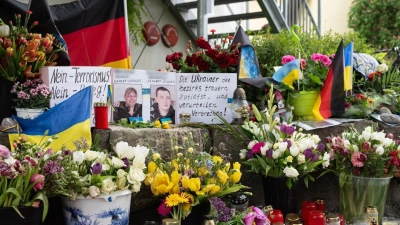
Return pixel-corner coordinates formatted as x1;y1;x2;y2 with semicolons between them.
112;84;143;122
150;85;176;124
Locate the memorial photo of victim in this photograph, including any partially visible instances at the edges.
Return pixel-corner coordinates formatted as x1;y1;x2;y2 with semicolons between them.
113;85;143;122
150;85;175;124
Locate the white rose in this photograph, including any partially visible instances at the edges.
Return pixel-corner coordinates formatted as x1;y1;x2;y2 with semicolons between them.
272;150;280;159
132;154;146;169
290;145;300;157
239;149;248;159
115;141;130;159
297;154;306;164
310;135;321;144
375;145;384;155
127;167;146;184
117;169;127;178
84;150;99;161
362;131;371;141
72;151;85;165
322;152;330;168
111;157;126;169
88;185;100;198
101;178;117;194
247;140;258;150
283;166;299;178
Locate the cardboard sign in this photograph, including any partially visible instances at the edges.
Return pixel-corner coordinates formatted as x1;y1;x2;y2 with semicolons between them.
176;73;237;124
40;66;112;126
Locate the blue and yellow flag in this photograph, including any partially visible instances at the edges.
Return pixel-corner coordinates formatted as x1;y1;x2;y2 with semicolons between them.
272;59;301;89
344;42;353;91
9;87;92;151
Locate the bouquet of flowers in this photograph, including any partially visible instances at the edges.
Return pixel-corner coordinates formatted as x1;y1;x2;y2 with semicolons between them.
10;78;51;109
339;93;380;118
64;139;150;199
324;123;400;178
0;134;72;221
281;53;332;91
0;10;60;82
144;133;247;223
209;197;270;225
165;29;239;73
240;85;329;188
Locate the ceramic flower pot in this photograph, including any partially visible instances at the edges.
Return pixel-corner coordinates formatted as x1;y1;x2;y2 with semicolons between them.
338;174;392;224
62;190;132;225
289;91;320;119
15;108;44;119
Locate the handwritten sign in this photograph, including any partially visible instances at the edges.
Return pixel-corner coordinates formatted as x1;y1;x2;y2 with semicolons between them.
176;73;237;124
40;66;112;126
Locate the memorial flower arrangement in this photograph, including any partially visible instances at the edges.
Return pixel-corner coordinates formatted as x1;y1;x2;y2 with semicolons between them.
0;10;60;82
144;133;248;223
165;29;239;73
281;53;332;91
64;140;150;199
324;123;400;178
209;197;270;225
240;85;329;188
10;78;51;109
340;93;379;118
0;135;72;222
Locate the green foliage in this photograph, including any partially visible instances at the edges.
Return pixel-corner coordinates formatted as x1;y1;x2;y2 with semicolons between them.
127;0;146;46
348;0;400;49
250;28;374;77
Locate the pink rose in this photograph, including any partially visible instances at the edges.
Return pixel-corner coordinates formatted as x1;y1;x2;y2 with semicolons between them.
0;145;10;159
30;174;45;192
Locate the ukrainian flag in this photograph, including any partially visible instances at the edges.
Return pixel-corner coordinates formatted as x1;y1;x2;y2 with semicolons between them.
344;42;353;91
9;87;92;151
272;59;301;89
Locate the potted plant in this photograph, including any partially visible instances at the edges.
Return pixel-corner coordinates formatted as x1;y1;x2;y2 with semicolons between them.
323;124;400;224
144;133;248;225
0;134;72;224
11;78;51;119
60;138;150;225
165;29;240;73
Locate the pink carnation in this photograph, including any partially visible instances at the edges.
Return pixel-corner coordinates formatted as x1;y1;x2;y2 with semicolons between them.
281;55;295;65
351;152;367;167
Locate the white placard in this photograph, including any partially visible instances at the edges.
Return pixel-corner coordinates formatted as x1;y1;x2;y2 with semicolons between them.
176;73;237;124
40;66;112;126
113;69;176;123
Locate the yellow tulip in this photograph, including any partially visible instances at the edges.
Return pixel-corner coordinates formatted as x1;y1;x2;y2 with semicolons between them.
208;184;221;195
171;170;180;185
230;171;242;183
212;156;223;164
233;162;241;170
188;177;201;192
217;170;228;185
148;161;157;173
181;175;190;189
151;173;173;196
209;178;216;184
224;162;231;172
171;184;180;194
144;174;154;186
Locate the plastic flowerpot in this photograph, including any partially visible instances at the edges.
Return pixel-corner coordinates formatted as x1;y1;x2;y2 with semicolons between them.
289;91;320;118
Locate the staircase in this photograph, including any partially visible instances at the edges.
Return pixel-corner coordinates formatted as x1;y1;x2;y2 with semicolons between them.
161;0;321;41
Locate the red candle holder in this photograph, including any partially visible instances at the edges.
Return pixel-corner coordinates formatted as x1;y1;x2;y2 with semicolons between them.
309;211;325;225
301;201;316;225
94;102;108;129
268;210;284;223
314;199;325;212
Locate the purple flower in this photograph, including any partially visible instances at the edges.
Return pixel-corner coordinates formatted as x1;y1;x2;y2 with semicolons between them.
22;156;38;167
63;150;72;155
266;148;273;159
246;150;255;159
317;143;325;152
122;157;130;169
244;206;270;225
0;145;10;159
285;126;295;136
280;123;287;133
210;197;232;222
91;162;102;175
284;140;292;149
43;160;63;175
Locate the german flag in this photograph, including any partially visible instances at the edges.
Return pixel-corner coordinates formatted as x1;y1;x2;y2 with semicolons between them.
50;0;131;68
312;41;345;121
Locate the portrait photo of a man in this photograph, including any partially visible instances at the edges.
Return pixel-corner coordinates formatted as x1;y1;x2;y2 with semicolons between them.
150;85;175;124
113;85;143;122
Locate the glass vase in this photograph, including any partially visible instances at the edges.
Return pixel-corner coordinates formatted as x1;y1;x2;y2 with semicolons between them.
338;174;392;224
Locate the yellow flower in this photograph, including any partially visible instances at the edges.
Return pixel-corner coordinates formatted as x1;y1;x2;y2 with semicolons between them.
187;147;194;153
212;156;223;164
273;143;278;149
217;170;228;184
197;166;209;176
201;184;220;195
233;162;241;170
209;178;216;184
165;193;189;207
151;173;173;196
286;156;293;163
230;171;242;183
174;145;179;151
171;170;180;185
181;175;190;189
162;123;170;129
152;153;161;161
177;153;183;157
148;161;157;173
223;162;231;172
181;193;194;211
188;177;201;192
144;174;154;186
154;120;161;128
171;160;179;170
